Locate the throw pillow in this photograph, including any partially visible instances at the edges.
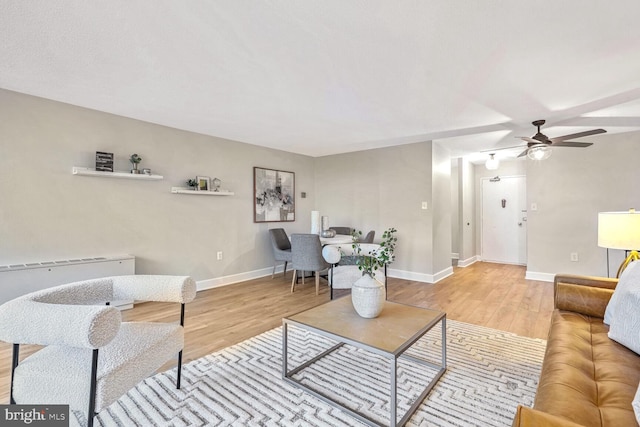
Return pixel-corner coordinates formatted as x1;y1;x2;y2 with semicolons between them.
604;260;640;326
634;382;640;424
608;279;640;355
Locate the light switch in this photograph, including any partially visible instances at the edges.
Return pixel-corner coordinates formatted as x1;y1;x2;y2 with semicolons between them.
531;203;538;211
421;202;428;210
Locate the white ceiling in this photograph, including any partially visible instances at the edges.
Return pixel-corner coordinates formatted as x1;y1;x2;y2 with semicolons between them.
2;1;640;159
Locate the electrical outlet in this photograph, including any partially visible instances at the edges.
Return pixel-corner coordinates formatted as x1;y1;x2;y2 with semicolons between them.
217;251;223;260
421;202;428;210
531;203;538;211
570;252;578;262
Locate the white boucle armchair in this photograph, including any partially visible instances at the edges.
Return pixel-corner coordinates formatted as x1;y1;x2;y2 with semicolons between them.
322;243;387;299
0;275;196;427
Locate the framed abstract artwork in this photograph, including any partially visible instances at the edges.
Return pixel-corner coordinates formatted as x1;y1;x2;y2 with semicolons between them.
254;167;295;222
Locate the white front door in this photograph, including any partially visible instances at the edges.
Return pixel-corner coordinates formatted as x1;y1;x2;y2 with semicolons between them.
481;175;527;265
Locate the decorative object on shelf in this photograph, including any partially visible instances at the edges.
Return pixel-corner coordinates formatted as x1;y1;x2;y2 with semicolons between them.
95;151;114;172
186;179;198;190
196;176;210;191
129;154;142;174
254;167;295;223
142;168;151;175
321;229;336;238
350;227;397;318
211;177;221;192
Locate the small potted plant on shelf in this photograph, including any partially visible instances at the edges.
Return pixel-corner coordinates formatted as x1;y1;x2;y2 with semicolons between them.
129;154;142;174
186;179;198;190
349;227;397;318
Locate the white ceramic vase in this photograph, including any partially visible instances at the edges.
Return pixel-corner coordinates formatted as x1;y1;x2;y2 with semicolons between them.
351;273;386;318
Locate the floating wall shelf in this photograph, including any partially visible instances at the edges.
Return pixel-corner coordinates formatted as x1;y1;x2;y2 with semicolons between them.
72;167;163;180
171;187;234;196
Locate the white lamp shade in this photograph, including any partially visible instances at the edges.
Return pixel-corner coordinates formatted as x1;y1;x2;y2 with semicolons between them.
598;211;640;250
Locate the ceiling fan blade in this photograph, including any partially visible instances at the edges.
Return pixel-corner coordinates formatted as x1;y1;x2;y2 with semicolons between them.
550;129;606;142
551;141;593;148
518;137;539;144
517;148;529;158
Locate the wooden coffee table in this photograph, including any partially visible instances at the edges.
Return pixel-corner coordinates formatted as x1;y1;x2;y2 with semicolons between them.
282;297;446;427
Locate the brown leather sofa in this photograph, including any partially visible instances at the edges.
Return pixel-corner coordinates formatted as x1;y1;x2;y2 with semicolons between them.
512;274;640;427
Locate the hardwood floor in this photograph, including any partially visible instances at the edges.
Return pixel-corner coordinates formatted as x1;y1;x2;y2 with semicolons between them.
0;262;553;403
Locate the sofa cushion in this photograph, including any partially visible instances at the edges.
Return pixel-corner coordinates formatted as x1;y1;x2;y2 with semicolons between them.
604;260;640;326
534;310;640;426
634;383;640;424
608;284;640;355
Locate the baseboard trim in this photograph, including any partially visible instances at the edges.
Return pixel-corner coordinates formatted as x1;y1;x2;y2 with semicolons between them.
525;271;555;282
388;266;453;284
196;264;457;291
457;256;478;268
197;265;289;291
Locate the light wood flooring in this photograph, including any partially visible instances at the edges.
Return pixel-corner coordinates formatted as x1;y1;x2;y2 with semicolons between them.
0;262;553;403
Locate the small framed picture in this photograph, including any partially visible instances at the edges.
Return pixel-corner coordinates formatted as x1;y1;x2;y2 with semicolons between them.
196;176;210;191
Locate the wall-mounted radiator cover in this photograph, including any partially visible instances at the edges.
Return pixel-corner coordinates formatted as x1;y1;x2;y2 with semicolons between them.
0;255;135;306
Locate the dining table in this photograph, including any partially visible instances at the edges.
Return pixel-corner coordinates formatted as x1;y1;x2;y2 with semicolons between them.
319;234;353;246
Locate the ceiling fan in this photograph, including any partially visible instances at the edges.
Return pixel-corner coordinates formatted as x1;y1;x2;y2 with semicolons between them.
517;120;606;159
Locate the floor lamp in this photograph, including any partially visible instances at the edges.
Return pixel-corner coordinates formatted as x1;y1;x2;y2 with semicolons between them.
598;209;640;278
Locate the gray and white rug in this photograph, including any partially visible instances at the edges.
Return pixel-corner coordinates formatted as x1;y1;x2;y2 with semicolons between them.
95;320;545;426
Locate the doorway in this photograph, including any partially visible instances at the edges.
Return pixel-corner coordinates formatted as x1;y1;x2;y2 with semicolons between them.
481;175;527;265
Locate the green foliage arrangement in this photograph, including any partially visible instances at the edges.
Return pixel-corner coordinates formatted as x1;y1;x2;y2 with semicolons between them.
186;179;198;188
351;227;397;277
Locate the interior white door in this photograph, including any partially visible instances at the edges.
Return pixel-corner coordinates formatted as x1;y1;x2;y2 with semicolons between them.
481;176;527;265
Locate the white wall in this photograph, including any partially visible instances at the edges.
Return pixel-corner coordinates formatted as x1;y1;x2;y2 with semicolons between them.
315;142;452;281
451;159;459;257
458;157;476;265
431;142;452;278
0;89;315;285
526;132;640;279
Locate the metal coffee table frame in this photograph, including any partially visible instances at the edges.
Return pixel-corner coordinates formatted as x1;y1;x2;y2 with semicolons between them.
282;300;446;427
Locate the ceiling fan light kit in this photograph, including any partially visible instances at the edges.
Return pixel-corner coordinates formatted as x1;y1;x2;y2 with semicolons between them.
527;144;552;161
485;153;499;170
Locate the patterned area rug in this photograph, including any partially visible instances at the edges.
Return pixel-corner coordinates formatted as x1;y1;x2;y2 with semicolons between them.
95;320;545;426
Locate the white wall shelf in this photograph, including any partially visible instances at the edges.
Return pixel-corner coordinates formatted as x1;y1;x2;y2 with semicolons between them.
171;187;234;196
72;167;163;180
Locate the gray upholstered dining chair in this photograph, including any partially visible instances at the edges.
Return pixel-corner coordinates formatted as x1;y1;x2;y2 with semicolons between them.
329;226;352;236
268;228;293;278
290;234;331;295
359;230;375;243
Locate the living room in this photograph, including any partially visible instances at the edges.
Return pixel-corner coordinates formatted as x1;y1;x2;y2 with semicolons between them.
2;2;640;426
